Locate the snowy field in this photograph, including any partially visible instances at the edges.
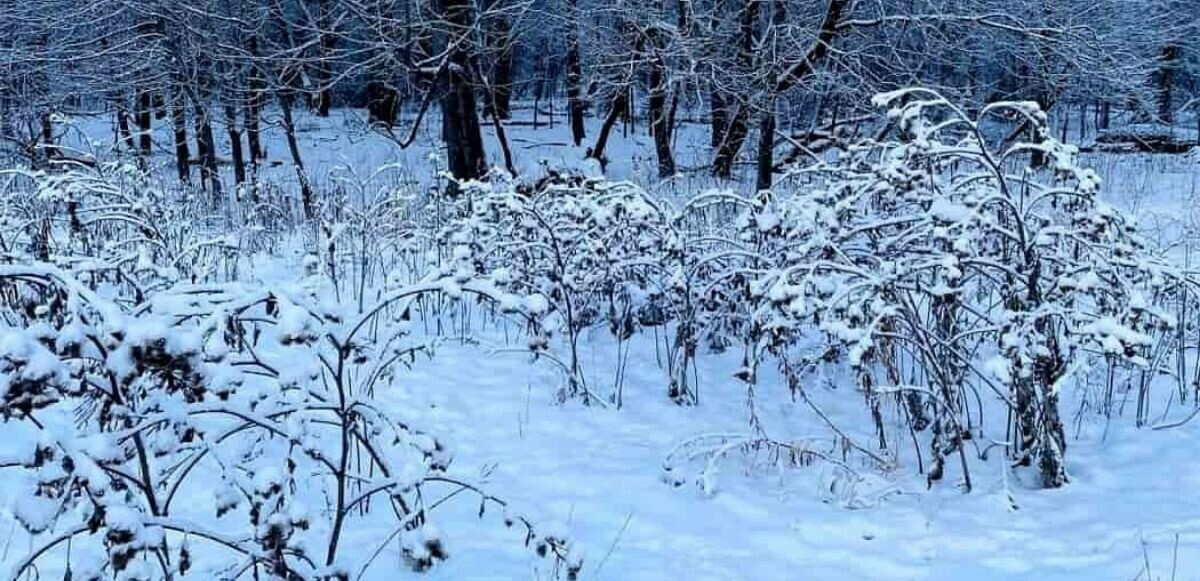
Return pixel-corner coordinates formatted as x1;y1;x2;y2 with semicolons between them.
4;103;1200;581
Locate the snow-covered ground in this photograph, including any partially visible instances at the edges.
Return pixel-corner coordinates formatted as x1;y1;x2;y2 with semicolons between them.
354;328;1200;580
7;105;1200;580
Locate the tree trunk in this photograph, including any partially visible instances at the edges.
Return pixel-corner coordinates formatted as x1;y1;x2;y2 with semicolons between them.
366;80;398;128
136;90;153;157
492;50;514;121
440;0;488;183
1030;95;1054;168
484;1;515;120
171;91;190;184
712;104;750;178
488;96;518;176
565;9;586;146
711;0;759;178
755;105;775;191
313;0;334;117
153;93;167;120
279;92;316;219
442;75;488;181
224;104;246;186
1157;44;1181;123
648;58;675;177
39;113;57;166
116;99;136;152
710;84;727;149
246;36;266;165
588;90;628;172
1039;388;1068;488
245;98;264;169
193;103;221;198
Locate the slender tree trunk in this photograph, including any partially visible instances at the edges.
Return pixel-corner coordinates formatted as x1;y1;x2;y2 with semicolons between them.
224;104;246;186
440;0;488;182
711;0;759;178
709;84;727;149
314;0;334;117
492;54;514;121
755;105;775;191
1040;388;1068;487
565;4;586;146
194;103;221;198
1157;44;1181;123
171;91;190;184
279;92;316;219
588;90;628;172
366;80;398;128
623;85;634;135
246;36;266;165
648;50;675;178
1030;95;1054;168
442;74;488;181
488;98;517;176
116;99;136;152
1079;102;1087;140
136;90;153;157
484;0;515;120
39;113;57;166
713;103;750;178
153;93;166;120
245;98;263;168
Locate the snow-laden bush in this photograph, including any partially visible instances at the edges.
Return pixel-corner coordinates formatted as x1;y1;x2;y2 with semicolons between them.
430;93;1198;492
0;259;581;579
732;89;1193;488
439;173;783;408
442;173;678;405
0;162;240;293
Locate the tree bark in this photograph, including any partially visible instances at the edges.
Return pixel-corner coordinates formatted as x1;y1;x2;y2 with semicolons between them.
136;90;153;157
171;91;190;184
313;0;334;116
484;0;515;120
224;104;246;186
193;103;221;198
648;49;675;177
710;84;727;149
565;3;587;146
279;92;316;219
366;80;398;128
755;105;775;191
245;36;266;166
1157;44;1181;123
116;99;136;153
440;0;488;182
588;90;628;172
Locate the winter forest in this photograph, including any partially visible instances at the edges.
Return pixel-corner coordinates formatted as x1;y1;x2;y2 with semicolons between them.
2;0;1200;578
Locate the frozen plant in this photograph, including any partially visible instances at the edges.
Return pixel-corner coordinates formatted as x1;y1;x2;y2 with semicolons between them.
740;88;1191;489
0;260;580;579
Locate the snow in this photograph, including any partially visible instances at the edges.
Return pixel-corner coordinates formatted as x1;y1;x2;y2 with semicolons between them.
348;333;1200;580
3;101;1200;581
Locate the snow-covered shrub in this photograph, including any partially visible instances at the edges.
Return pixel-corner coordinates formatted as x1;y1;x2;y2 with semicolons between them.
0;262;581;579
443;172;676;405
0;163;240;294
440;173;783;407
312;165;433;313
739;89;1189;488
